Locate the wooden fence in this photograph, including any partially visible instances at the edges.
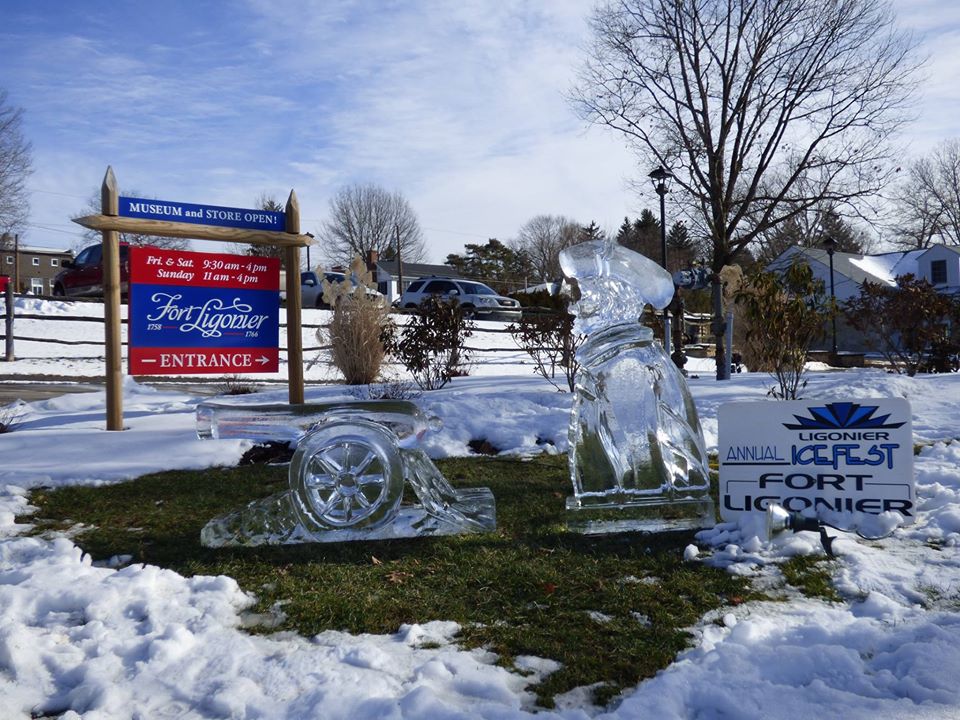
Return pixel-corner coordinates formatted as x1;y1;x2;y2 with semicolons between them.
0;293;531;363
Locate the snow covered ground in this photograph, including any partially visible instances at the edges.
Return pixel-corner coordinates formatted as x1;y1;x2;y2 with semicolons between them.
2;298;960;719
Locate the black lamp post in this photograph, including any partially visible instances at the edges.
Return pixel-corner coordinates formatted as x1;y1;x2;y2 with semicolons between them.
823;236;838;360
305;232;315;269
649;165;673;352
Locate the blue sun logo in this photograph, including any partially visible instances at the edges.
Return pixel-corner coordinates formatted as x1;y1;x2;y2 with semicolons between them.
783;402;905;430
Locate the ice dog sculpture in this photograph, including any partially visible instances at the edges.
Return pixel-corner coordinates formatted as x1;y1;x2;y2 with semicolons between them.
196;399;496;546
560;239;714;533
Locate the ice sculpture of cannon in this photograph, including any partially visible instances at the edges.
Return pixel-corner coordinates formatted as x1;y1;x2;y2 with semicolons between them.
196;399;496;546
559;239;715;533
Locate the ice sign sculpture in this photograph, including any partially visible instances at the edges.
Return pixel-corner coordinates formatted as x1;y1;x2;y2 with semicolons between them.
196;399;495;545
560;239;714;533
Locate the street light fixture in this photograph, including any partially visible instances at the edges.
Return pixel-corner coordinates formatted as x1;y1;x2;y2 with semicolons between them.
823;236;838;361
649;165;674;355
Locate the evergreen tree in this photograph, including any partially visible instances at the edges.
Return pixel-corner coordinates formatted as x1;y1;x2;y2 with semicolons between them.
630;210;661;262
666;220;697;271
819;209;867;253
445;238;533;292
615;217;634;247
246;194;285;259
578;221;605;243
754;207;869;265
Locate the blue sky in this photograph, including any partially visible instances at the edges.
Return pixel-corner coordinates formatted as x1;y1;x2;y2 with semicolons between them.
3;0;960;262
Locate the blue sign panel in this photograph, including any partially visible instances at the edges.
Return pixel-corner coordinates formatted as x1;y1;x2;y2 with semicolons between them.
130;284;279;349
119;196;285;232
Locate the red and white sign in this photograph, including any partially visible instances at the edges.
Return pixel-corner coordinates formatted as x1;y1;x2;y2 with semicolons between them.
130;348;277;373
129;247;280;375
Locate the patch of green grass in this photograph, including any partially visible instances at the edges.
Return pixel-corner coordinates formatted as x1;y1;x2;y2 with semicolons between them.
916;583;960;610
24;455;759;708
778;555;842;602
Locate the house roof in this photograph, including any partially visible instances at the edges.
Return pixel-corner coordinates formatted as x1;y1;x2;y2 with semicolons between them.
917;244;960;264
1;245;73;256
769;246;925;287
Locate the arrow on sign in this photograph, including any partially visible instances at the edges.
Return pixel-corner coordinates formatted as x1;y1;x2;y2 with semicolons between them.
256;356;270;365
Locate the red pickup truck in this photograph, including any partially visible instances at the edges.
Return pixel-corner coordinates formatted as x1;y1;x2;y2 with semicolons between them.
52;242;130;297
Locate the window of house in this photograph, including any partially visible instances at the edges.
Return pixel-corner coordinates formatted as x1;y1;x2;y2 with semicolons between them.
4;256;11;265
30;278;43;294
31;257;40;267
931;259;948;285
51;258;59;267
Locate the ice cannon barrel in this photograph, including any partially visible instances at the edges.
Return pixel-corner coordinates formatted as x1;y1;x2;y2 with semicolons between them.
196;398;441;449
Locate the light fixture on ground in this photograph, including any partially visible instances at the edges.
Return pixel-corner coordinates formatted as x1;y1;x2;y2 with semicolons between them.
765;503;836;556
822;236;838;361
649;165;674;355
765;502;897;557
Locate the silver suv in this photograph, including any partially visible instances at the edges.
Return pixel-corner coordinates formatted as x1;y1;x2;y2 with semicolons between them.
398;276;521;320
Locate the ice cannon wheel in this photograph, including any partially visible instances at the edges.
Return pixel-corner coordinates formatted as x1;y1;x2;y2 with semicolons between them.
290;420;405;532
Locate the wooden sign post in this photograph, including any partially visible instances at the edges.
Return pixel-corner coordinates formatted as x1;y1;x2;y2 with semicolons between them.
101;169;123;430
74;166;312;430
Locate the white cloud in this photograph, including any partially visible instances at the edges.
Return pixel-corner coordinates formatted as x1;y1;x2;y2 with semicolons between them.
7;0;960;260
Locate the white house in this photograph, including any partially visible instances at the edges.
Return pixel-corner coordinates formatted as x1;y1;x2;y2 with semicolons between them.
766;244;960;353
916;245;960;294
767;244;960;300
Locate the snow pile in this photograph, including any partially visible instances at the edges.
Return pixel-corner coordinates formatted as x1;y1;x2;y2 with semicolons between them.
0;538;546;720
613;599;960;720
0;380;248;489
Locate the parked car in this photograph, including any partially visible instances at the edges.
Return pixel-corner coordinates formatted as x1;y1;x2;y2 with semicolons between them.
397;276;521;320
53;242;130;297
300;270;385;309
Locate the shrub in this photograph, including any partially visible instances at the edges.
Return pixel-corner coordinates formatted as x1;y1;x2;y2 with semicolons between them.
735;261;833;399
317;257;392;385
508;289;584;392
215;375;258;395
0;400;25;433
382;295;474;390
349;379;421;401
843;273;960;376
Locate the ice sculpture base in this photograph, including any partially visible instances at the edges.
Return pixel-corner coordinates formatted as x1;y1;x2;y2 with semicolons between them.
565;495;715;535
202;487;496;547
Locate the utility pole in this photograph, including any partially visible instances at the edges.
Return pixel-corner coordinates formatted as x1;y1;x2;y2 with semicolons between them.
395;223;404;302
5;280;13;361
14;234;20;294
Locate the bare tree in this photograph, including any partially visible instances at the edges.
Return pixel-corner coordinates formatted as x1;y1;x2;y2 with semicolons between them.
320;183;426;266
511;214;581;281
574;0;921;377
0;89;32;236
73;190;190;251
889;139;960;249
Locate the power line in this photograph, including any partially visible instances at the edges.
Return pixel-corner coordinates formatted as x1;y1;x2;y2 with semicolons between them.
300;219;498;241
28;188;90;200
422;226;494;239
21;222;83;237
